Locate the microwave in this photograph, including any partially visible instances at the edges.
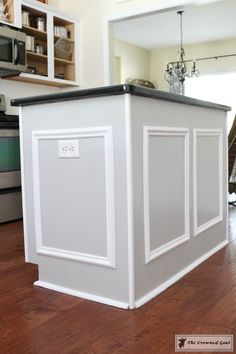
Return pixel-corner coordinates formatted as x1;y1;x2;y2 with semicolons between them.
0;26;27;77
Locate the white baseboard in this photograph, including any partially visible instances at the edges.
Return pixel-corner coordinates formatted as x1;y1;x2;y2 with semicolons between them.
34;240;228;310
34;280;129;309
135;240;228;308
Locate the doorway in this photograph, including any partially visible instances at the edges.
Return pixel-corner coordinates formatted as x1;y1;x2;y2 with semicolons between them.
108;0;236;96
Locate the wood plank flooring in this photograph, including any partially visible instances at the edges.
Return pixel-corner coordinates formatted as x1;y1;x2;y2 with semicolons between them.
1;212;236;354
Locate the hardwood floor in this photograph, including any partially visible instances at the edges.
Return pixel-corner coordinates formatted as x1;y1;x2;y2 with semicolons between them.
1;212;236;354
228;205;236;242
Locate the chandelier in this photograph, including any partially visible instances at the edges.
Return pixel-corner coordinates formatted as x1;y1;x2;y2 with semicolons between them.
164;11;199;95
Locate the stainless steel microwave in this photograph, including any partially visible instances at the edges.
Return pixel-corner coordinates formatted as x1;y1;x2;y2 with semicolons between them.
0;26;27;77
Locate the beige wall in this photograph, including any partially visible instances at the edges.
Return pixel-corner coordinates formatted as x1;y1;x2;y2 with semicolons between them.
150;37;236;91
48;0;60;7
113;36;236;91
57;0;221;88
114;39;150;84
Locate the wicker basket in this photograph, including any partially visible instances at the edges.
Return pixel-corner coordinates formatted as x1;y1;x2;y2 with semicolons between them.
54;38;73;61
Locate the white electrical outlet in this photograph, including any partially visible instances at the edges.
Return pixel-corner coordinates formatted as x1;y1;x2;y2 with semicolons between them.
58;139;80;158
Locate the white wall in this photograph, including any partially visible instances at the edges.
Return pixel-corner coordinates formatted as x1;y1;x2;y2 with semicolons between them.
48;0;60;7
0;80;60;114
114;39;150;84
150;37;236;91
57;0;222;88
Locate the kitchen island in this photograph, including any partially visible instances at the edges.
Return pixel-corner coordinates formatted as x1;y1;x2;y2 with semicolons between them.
12;85;230;309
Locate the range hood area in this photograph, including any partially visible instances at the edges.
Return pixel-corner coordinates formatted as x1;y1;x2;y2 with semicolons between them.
0;67;22;78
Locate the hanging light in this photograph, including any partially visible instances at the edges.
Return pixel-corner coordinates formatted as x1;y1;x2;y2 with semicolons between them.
164;11;199;95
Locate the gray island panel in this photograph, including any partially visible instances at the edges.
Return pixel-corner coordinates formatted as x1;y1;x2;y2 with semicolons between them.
13;85;228;308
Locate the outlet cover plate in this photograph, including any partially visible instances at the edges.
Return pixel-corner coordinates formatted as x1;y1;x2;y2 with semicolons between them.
58;139;80;158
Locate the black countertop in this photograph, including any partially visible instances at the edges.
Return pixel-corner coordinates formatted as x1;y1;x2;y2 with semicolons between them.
11;84;231;112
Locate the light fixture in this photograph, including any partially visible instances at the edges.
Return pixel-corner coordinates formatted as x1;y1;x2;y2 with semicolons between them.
164;11;199;95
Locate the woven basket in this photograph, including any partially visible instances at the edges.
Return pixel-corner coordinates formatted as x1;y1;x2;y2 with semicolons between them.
54;38;73;61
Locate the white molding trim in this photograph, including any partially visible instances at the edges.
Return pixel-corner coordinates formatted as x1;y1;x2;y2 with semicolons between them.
32;126;116;269
135;239;228;308
19;107;29;262
125;94;135;309
34;281;129;309
143;127;190;264
103;18;113;85
47;12;54;81
225;125;229;243
193;129;223;237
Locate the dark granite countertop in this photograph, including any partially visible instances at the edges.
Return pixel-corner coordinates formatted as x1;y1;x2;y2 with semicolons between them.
11;84;231;112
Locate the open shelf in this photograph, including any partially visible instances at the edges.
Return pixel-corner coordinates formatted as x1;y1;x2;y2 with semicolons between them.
27;51;48;63
22;4;47;20
54;57;75;65
53;15;75;82
22;25;47;40
54;15;74;42
54;35;74;43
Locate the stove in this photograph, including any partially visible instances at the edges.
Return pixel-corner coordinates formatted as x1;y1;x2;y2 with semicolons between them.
0;95;22;223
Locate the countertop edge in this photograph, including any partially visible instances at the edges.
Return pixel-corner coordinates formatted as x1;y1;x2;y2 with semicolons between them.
11;84;231;112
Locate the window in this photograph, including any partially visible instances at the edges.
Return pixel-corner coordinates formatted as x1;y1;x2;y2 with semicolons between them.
185;73;236;132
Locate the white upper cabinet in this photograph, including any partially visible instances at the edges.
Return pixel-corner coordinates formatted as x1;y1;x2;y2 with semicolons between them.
5;0;79;87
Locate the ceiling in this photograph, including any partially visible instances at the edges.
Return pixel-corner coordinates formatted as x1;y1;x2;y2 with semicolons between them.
113;0;236;50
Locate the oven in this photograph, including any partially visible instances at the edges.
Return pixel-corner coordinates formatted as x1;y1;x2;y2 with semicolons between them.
0;95;22;223
0;129;21;189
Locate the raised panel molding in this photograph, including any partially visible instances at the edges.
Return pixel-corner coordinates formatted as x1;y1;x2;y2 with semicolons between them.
32;126;116;268
193;129;223;237
143;127;190;264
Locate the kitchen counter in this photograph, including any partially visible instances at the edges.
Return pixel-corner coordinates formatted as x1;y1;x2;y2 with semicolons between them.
12;84;230;111
12;85;230;309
